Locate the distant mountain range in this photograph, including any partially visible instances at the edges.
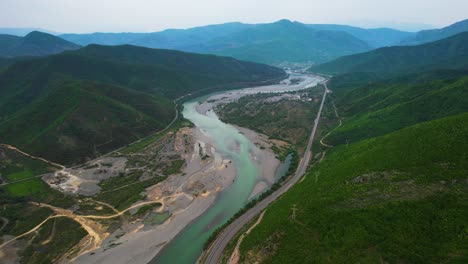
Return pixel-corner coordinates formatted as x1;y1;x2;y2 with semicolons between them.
58;18;468;64
310;32;468;76
0;27;60;36
400;19;468;45
0;45;284;164
305;24;414;48
0;31;80;57
3;19;468;65
62;20;374;64
60;20;414;51
192;20;373;64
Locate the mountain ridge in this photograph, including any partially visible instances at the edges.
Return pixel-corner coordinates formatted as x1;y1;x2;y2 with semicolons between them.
0;31;80;57
62;20;407;64
401;19;468;45
309;32;468;76
0;45;285;164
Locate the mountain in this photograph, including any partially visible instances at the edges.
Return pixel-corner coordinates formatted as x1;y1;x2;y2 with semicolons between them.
0;27;60;36
62;22;254;48
401;19;468;45
229;18;468;259
0;45;285;164
59;21;417;52
306;24;414;48
0;31;80;57
131;23;256;50
62;20;374;64
235;66;468;263
193;20;371;64
238;112;468;263
327;70;468;145
310;32;468;76
59;32;144;46
50;44;285;98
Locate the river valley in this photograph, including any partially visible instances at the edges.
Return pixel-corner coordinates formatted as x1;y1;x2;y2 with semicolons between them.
152;73;324;263
70;73;324;264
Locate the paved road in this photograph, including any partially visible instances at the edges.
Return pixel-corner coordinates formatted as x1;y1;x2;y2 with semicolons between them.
203;81;329;264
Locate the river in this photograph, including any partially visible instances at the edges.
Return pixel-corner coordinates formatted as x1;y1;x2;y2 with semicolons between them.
151;73;324;264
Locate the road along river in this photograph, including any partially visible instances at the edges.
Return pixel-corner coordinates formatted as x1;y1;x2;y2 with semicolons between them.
151;73;324;264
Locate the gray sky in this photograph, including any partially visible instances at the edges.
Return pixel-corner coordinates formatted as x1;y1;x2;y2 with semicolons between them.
1;0;468;33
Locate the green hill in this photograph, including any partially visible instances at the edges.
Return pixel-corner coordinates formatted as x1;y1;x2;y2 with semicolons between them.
0;76;174;164
234;45;468;262
0;31;80;57
238;112;468;263
0;27;60;36
61;22;253;47
310;32;468;76
401;18;468;45
70;44;284;95
324;70;468;144
0;45;284;164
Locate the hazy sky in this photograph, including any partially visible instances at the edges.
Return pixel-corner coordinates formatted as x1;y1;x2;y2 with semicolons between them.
1;0;468;33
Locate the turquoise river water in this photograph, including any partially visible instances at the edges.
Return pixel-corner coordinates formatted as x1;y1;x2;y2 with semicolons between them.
150;71;322;263
151;97;267;263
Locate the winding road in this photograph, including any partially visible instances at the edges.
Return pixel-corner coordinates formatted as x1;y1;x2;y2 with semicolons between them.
202;80;329;264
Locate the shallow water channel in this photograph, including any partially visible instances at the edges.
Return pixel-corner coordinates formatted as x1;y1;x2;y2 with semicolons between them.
152;97;262;263
152;74;321;263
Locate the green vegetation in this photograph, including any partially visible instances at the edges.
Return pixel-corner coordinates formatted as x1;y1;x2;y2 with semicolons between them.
0;44;284;165
204;150;300;251
119;132;167;155
67;44;285;98
0;74;175;165
144;212;171;225
310;32;468;76
238;113;468;263
135;204;162;216
0;31;80;57
0;147;85;263
5;170;33;181
270;145;292;162
0;39;285;263
326;71;468;145
119;117;192;155
0;147;57;178
5;178;49;197
0;146;62;199
20;217;87;264
0;204;53;236
95;173;165;210
216;87;324;153
222;33;468;262
0;203;88;264
235;41;468;261
98;171;143;192
162;159;184;176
